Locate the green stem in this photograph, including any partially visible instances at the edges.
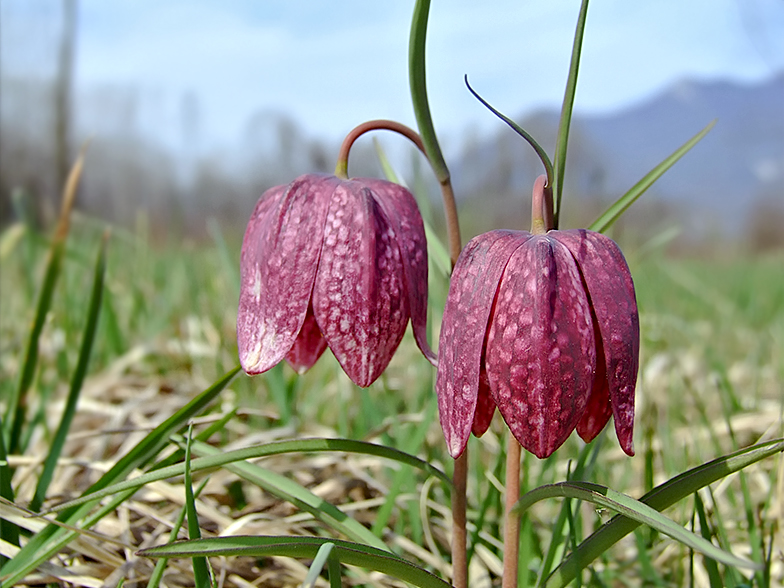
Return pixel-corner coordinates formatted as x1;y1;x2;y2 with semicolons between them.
409;0;462;267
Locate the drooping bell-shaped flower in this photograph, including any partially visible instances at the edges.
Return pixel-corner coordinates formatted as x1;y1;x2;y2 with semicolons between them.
238;173;434;388
436;175;638;459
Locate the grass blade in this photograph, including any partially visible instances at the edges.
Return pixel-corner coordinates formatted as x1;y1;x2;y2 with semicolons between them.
303;541;335;588
514;481;759;570
3;147;87;453
588;120;715;233
30;231;109;513
139;535;452;588
552;0;589;228
0;419;19;565
148;477;209;588
694;491;723;588
183;425;211;588
545;438;784;587
183;439;390;552
0;366;240;584
48;437;450;513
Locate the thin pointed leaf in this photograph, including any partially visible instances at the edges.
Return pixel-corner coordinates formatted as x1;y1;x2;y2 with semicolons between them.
47;437;450;514
514;481;760;570
409;0;449;184
182;439;389;551
303;542;335;588
464;76;554;188
588;120;715;233
30;231;109;513
183;427;211;588
694;491;723;588
4;146;88;452
328;552;342;588
553;0;589;228
0;366;240;584
0;420;18;563
545;438;784;587
148;478;209;588
139;535;452;588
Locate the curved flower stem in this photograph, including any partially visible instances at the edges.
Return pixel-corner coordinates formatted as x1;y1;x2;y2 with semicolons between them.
502;435;522;588
409;2;465;586
335;119;426;179
335;117;461;265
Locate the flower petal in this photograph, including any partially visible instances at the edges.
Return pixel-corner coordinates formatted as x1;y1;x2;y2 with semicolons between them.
359;178;435;365
312;182;408;387
486;235;595;459
285;305;328;373
237;174;339;374
471;366;496;437
557;229;638;456
576;322;612;443
436;230;528;458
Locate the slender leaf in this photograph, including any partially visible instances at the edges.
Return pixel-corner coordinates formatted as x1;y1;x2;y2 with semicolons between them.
694;491;723;588
546;439;784;587
327;551;342;588
514;481;759;570
48;437;450;513
464;77;554;189
148;478;209;588
30;231;109;512
0;366;240;584
588;120;715;233
409;0;449;184
0;418;18;565
303;542;335;588
182;439;389;551
139;535;452;588
553;0;589;228
4;147;88;453
184;425;211;588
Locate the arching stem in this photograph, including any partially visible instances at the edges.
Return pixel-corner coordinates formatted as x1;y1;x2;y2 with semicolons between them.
336;119;426;179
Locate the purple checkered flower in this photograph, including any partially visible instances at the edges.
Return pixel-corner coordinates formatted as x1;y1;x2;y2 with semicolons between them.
237;173;434;387
436;177;638;459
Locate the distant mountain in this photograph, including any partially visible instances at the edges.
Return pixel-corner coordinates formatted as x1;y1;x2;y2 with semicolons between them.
452;72;784;233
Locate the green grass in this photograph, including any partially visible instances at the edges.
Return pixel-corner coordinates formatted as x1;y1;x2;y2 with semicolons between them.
0;212;782;587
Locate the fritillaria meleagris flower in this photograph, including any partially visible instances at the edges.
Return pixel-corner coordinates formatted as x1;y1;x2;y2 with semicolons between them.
436;176;639;459
237;173;434;388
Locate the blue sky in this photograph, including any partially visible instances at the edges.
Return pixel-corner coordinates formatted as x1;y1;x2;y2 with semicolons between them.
3;0;784;154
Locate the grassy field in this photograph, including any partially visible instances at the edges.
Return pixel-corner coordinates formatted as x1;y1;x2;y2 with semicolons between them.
0;209;782;587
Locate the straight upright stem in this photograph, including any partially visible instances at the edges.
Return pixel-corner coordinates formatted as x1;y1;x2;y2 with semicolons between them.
503;435;522;588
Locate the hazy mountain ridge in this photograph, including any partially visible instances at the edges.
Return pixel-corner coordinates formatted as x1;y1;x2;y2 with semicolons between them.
453;72;784;231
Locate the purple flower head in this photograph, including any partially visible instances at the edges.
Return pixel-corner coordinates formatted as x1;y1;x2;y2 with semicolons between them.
436;176;639;459
237;173;435;388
